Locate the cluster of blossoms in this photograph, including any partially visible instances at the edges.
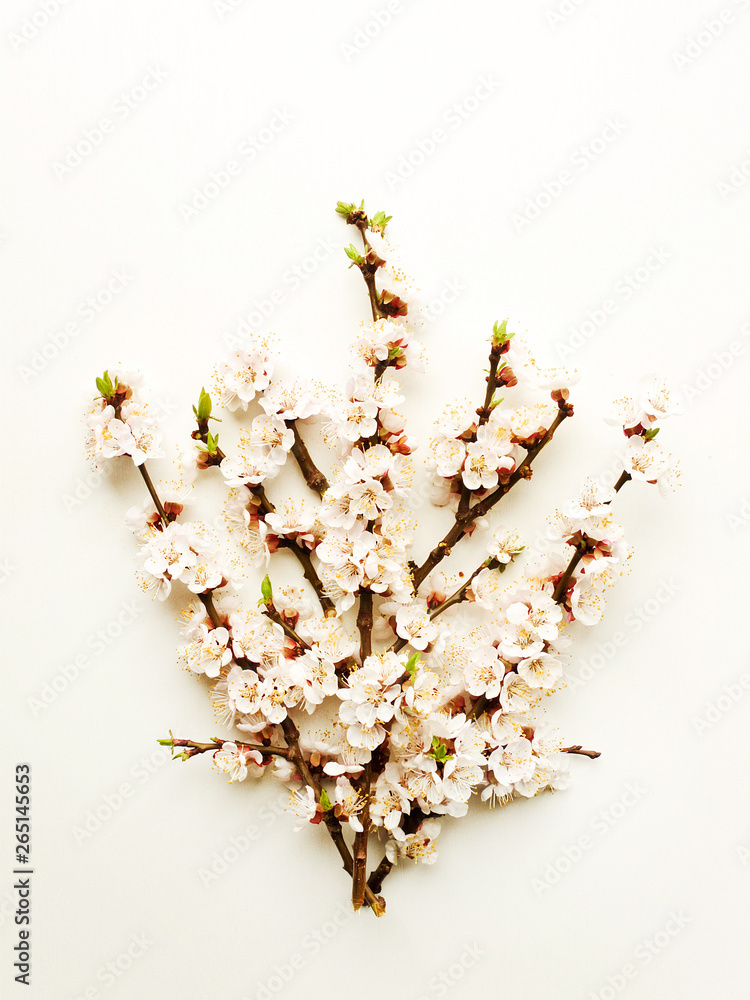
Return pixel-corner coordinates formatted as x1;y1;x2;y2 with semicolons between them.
85;370;163;467
87;201;680;916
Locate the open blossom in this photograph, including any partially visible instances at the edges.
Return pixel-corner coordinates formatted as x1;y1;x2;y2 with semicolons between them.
138;522;197;599
226;665;264;716
498;620;545;662
516;652;564;690
264;499;317;547
250;414;295;465
569;573;610;626
343;444;413;496
432;437;466;478
395;600;441;650
120;401;164;465
509;338;580;392
624;438;679;494
298;616;358;662
609;374;681;432
566;479;616;522
352;317;418;371
220;437;279;487
462;441;501;491
385;819;442;865
334;776;365;832
229;609;283;664
497;403;553;446
488;527;524;565
499;673;539;714
86;404;134;460
213;742;263;782
289;786;317;831
214;344;275;411
255;665;301;725
370;765;412;836
260;379;322;421
465;645;506;698
637;375;682;424
316;522;376;570
181;553;226;594
506;593;562;642
471;568;508;610
347;479;393;520
441;752;485;803
224;494;272;566
488;737;536;790
332;398;378;442
182;624;232;678
289;650;338;710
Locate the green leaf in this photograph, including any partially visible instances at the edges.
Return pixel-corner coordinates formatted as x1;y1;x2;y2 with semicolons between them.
197;387;212;421
344;244;364;264
492;320;514;346
319;788;333;812
96;370;114;398
260;575;273;606
405;652;421;681
644;427;660;441
429;737;453;763
203;431;219;455
370;210;392;234
335;200;357;217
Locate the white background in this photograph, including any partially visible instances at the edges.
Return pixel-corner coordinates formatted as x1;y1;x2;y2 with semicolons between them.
2;2;750;998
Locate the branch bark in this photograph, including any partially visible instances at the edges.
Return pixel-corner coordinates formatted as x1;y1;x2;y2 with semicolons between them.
290;421;329;498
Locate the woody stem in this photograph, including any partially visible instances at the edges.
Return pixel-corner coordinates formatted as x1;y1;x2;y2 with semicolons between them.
290;421;329;498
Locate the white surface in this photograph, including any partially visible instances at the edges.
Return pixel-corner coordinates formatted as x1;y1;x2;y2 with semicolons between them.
2;2;750;998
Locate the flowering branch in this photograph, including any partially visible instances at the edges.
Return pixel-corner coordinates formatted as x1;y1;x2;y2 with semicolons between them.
276;716;384;914
120;447;381;909
159;735;292;760
337;201;387;322
412;406;570;593
84;203;680;919
552;470;632;604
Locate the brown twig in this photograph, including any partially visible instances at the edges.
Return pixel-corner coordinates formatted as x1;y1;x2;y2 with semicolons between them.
263;603;311;650
137;464;168;527
352;587;374;907
562;745;601;759
163;736;291;759
356;589;374;661
354;221;386;322
351;762;372;910
290;421;329;498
